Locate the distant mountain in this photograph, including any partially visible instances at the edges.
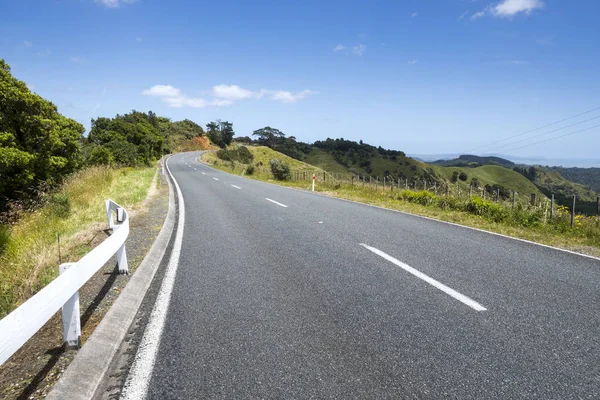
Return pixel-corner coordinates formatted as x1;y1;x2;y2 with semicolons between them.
548;167;600;193
432;154;515;168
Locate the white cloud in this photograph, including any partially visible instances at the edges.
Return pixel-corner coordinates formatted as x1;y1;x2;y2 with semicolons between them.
136;36;143;42
24;40;32;47
493;0;544;17
212;84;254;100
267;90;318;103
412;12;418;18
95;0;137;8
353;44;366;56
471;11;486;20
408;60;418;65
142;85;182;97
69;56;84;63
333;44;345;52
143;84;317;107
472;0;544;20
458;11;469;20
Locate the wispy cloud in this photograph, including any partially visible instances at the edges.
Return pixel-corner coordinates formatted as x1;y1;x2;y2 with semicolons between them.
493;0;544;17
135;36;143;42
408;60;418;65
24;40;32;47
353;44;366;56
142;84;317;108
412;12;418;18
333;44;345;52
458;11;469;20
258;89;319;103
471;0;544;20
95;0;137;8
471;11;486;20
69;56;84;63
212;84;254;100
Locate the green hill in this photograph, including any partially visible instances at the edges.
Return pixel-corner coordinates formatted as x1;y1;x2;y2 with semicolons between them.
432;154;515;167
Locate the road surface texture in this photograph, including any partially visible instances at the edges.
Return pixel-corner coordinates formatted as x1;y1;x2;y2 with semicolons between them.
126;152;600;399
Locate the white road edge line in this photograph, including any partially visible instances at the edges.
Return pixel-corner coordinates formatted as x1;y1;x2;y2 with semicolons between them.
231;185;241;189
121;155;186;399
213;177;219;181
360;244;487;312
266;198;288;208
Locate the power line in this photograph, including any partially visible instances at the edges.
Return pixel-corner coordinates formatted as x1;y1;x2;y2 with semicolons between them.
492;114;600;152
466;106;600;153
501;123;600;153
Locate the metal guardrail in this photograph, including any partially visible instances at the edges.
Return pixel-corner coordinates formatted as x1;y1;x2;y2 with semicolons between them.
0;200;130;365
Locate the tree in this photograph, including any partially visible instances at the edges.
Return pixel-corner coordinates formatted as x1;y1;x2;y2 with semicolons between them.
205;120;234;148
471;178;480;188
206;122;220;145
459;172;468;182
219;121;234;148
451;171;459;183
252;127;285;149
0;59;85;210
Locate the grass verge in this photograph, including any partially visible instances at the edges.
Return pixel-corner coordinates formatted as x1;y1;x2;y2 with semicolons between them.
0;165;156;318
202;149;600;258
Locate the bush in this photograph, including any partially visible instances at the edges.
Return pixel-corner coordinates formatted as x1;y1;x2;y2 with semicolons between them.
466;196;508;223
246;164;255;175
269;158;291;180
459;172;468;182
216;147;254;164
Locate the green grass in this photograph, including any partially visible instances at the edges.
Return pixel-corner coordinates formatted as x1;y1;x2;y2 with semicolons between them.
204;145;329;180
202;148;600;258
303;148;352;174
0;165;156;318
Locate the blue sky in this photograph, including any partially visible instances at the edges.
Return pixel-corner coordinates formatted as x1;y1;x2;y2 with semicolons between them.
2;0;599;165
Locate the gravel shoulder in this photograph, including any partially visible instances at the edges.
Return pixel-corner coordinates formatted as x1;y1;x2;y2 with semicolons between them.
0;170;169;400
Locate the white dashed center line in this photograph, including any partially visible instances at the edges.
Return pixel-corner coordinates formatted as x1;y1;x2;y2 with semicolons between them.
360;244;486;312
231;185;241;189
266;198;288;208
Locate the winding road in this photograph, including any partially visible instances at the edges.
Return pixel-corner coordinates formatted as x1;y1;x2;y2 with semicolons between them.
123;151;600;399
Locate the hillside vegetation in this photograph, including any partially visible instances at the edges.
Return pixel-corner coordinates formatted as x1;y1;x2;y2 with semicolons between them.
204;144;600;256
0;166;156;317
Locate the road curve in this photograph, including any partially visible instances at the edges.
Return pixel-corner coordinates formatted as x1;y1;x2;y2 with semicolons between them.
129;151;600;399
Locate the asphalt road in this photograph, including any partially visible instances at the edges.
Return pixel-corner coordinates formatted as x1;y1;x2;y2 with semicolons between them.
130;151;600;399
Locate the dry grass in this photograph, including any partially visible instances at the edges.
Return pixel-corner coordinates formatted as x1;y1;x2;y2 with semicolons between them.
0;165;157;317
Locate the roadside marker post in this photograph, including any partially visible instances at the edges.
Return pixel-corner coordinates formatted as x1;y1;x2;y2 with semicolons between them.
312;174;315;192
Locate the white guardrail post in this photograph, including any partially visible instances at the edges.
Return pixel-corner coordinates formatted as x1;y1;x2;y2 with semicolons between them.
105;200;129;274
0;199;130;365
59;262;81;348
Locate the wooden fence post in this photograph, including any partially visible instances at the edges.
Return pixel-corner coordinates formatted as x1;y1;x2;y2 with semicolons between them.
571;195;576;227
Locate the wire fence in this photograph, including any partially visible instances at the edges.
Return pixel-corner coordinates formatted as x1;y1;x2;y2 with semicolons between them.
288;171;600;224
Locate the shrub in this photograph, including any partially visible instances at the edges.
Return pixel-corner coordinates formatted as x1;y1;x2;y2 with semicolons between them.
237;146;254;164
246;164;255;175
269;158;291;180
466;196;508;223
459;172;468;182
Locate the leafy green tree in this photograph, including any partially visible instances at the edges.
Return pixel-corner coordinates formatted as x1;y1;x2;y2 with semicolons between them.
459;172;468;182
219;121;234;148
252;127;285;149
206;121;220;145
0;59;84;210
